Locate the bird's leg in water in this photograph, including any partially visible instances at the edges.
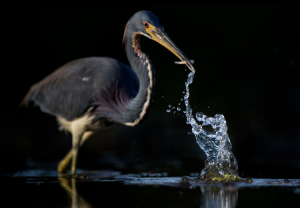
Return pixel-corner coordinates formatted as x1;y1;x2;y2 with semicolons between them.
57;131;93;174
71;128;85;175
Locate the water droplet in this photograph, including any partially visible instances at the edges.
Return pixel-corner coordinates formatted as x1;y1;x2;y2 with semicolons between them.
168;105;171;108
177;107;181;111
208;106;210;108
207;132;216;138
192;125;202;134
196;112;205;121
166;109;171;113
214;114;224;120
216;132;222;140
190;118;196;125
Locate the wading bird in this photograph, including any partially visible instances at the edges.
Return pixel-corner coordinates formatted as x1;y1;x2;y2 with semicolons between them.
21;11;195;175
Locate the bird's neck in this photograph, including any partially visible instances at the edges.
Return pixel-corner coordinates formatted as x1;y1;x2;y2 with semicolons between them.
123;32;155;126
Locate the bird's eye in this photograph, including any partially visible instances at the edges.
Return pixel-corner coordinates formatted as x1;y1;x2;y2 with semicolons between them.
143;21;149;28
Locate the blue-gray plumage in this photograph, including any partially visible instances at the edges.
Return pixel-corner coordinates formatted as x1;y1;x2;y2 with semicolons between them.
26;57;140;123
21;11;195;175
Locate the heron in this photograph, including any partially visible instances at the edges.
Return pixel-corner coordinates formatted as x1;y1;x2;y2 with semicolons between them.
21;11;195;175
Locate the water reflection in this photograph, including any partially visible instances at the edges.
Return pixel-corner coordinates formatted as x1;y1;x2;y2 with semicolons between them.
4;170;299;207
58;174;238;208
200;185;238;208
59;177;92;208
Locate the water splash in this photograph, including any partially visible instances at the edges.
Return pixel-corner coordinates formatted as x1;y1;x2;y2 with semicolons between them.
183;72;241;182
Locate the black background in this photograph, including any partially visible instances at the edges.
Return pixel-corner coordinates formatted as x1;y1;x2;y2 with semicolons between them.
1;5;300;178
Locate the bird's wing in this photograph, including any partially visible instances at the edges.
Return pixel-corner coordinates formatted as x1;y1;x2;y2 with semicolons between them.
21;57;139;122
22;58;97;121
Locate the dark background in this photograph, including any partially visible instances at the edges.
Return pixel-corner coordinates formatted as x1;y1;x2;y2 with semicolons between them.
1;5;300;178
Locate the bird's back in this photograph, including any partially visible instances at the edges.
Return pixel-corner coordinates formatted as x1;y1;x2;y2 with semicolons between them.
21;57;140;122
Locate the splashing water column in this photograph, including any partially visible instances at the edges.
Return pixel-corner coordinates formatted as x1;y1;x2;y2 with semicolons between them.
183;72;242;182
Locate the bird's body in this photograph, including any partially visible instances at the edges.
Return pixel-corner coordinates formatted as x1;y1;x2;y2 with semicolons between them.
24;57;146;125
21;11;194;174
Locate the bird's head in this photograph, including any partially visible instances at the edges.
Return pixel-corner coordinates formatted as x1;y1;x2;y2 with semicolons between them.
123;11;195;73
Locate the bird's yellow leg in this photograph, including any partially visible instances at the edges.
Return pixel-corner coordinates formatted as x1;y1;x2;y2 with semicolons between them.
57;131;93;174
71;128;84;175
57;149;73;174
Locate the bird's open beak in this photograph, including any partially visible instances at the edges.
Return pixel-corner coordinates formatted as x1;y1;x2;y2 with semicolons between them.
144;24;195;73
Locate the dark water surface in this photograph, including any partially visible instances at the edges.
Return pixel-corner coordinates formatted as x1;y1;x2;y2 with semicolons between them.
2;170;300;208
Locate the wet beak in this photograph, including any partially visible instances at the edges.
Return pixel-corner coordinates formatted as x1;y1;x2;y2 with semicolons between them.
145;26;195;73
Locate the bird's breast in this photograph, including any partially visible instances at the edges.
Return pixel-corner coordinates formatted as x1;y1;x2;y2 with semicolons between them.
57;108;113;134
